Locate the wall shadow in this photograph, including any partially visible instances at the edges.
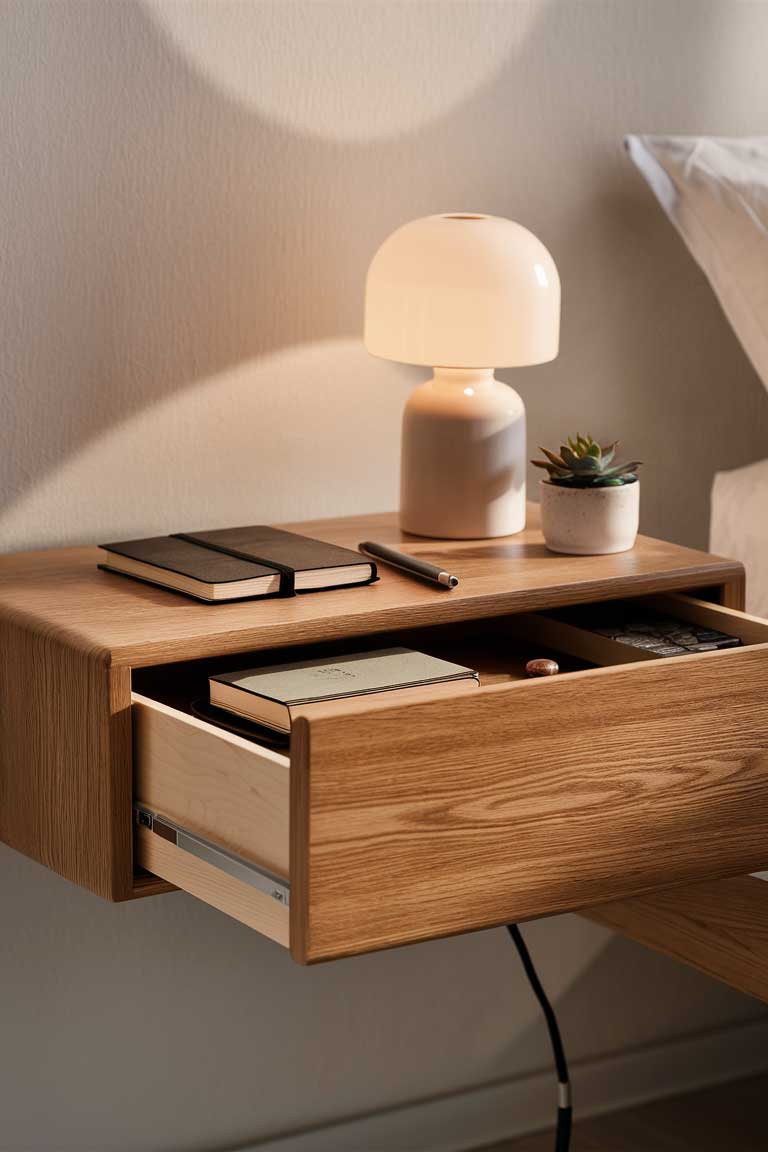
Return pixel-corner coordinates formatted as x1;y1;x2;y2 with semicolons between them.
2;0;767;551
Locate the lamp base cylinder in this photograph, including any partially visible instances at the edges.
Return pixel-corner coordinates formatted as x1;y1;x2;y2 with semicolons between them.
399;368;526;539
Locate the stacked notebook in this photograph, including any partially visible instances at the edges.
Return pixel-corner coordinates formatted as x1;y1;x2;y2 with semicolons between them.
209;647;480;734
98;525;376;602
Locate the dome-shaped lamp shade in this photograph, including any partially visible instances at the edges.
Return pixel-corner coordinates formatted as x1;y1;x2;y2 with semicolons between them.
364;213;560;368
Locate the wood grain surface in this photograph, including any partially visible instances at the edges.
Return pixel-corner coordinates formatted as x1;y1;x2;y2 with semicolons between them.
290;718;311;963
718;569;747;611
0;509;750;913
294;641;768;962
135;826;289;948
648;592;768;643
0;508;744;667
505;611;656;667
586;875;768;1003
506;591;768;669
0;616;134;899
133;693;290;878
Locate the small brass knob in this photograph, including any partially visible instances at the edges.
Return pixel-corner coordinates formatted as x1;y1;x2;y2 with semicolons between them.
526;658;560;678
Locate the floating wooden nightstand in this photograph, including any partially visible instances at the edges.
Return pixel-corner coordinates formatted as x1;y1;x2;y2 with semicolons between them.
2;509;768;982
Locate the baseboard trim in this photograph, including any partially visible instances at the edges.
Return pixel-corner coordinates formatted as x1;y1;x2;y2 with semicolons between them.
237;1017;768;1152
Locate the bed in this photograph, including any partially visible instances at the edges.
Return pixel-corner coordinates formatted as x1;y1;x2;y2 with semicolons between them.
627;134;768;617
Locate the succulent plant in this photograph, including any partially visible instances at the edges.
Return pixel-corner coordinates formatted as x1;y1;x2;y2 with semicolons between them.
532;434;641;488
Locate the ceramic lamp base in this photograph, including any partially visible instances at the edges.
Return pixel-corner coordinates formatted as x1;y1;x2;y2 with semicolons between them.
399;368;526;539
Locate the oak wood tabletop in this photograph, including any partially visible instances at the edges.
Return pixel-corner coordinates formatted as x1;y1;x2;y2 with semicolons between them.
0;506;744;666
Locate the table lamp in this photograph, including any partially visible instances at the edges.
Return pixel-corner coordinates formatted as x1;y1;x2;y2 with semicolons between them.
364;213;560;538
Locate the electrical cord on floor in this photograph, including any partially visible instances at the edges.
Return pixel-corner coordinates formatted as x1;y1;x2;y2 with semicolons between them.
507;924;572;1152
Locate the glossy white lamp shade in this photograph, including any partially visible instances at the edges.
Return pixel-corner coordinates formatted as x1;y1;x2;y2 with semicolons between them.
365;213;560;539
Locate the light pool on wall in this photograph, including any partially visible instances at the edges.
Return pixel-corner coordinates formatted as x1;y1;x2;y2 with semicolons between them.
0;341;412;552
142;0;539;141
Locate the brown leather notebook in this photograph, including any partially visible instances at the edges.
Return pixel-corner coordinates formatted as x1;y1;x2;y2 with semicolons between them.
99;526;376;602
178;525;375;596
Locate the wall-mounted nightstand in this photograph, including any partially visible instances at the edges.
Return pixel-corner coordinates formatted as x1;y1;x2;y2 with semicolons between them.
2;509;768;994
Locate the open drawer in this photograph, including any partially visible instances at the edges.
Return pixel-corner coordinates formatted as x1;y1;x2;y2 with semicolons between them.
133;593;768;963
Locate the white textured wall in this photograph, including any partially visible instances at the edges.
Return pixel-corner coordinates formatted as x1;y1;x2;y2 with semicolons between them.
2;3;768;1150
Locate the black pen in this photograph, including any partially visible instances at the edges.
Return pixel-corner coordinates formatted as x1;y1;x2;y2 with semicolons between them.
358;540;459;589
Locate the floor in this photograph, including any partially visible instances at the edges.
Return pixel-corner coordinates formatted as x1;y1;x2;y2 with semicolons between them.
480;1073;768;1151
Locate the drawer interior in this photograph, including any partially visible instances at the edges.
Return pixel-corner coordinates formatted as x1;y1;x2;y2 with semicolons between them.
131;592;768;960
502;592;768;670
131;592;768;747
132;617;593;709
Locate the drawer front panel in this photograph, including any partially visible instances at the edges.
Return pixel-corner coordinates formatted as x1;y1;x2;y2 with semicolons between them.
294;643;768;962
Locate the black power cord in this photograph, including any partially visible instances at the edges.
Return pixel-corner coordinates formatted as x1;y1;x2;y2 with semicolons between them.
507;924;572;1152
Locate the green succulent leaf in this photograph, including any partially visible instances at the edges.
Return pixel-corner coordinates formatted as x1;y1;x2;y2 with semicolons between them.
540;447;568;470
601;461;642;478
531;458;563;473
571;455;602;473
537;435;641;488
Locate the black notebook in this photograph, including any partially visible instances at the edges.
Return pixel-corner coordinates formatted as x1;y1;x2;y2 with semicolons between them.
98;526;376;602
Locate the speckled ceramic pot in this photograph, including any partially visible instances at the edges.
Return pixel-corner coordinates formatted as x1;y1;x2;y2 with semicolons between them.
539;479;639;555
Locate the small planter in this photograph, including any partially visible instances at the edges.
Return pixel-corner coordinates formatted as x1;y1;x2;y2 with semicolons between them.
540;479;640;555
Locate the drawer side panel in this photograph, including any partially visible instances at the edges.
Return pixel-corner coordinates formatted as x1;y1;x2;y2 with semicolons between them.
132;694;290;878
136;826;289;947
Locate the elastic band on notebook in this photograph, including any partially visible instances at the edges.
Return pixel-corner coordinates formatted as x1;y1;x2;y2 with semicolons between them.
172;533;296;596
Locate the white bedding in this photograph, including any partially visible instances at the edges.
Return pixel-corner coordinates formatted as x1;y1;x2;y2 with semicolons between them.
627;135;768;615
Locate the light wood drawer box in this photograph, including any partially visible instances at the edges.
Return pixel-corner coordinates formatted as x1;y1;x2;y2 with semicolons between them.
132;593;768;964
